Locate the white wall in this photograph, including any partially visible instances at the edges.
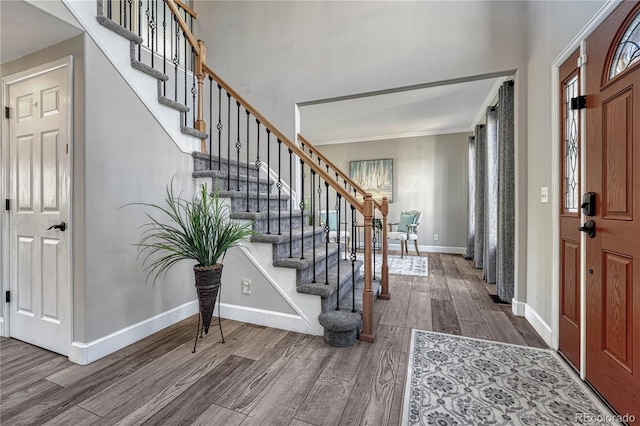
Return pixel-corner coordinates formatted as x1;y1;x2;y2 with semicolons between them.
524;1;605;333
316;134;470;251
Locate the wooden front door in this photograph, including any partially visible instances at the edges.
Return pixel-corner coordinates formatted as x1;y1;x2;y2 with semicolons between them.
585;1;640;418
558;48;582;371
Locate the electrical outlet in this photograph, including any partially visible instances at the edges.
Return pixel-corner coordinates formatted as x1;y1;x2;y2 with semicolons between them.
434;234;439;241
242;278;251;295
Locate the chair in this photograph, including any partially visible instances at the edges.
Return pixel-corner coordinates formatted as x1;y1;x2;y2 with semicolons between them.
319;210;351;257
387;210;422;258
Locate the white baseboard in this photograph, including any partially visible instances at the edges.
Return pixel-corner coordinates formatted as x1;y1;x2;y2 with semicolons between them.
524;303;553;347
68;301;199;365
511;298;526;316
387;243;466;255
67;300;319;365
214;303;319;336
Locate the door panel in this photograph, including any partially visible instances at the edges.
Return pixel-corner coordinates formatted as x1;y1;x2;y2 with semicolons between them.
7;62;70;356
586;1;640;418
558;48;582;370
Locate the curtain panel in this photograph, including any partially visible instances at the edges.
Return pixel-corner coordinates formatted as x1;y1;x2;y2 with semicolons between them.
497;81;515;302
484;107;499;284
466;136;476;260
473;124;486;269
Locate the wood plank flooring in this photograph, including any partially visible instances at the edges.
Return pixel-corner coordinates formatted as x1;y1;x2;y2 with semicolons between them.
0;254;547;426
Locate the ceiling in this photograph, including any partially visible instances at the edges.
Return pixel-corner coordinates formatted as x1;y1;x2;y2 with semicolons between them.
299;75;508;146
1;1;82;64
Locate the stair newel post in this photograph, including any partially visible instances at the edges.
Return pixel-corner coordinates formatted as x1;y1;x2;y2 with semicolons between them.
380;197;390;300
360;193;375;342
195;40;207;153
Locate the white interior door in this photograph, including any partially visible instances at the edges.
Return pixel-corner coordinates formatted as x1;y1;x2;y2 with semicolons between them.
5;58;72;355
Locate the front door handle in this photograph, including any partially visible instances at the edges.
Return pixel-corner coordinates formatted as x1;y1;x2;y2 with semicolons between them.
579;220;595;238
47;222;66;232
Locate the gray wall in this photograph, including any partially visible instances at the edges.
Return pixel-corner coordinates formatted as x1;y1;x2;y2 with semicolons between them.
524;1;606;326
316;134;469;250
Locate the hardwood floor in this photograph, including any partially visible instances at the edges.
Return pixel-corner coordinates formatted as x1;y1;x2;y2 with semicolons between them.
0;254;546;426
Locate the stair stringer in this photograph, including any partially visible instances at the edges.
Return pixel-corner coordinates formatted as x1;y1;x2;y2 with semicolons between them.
62;0;199;153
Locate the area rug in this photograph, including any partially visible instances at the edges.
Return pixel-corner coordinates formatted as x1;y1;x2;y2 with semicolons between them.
402;330;621;425
355;253;428;277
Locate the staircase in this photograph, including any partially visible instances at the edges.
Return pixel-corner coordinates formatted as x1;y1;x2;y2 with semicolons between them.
91;0;389;345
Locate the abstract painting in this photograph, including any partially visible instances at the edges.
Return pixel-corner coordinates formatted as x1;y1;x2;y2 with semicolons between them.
350;159;393;203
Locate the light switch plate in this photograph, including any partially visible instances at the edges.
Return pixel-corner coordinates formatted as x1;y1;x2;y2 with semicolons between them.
541;187;548;204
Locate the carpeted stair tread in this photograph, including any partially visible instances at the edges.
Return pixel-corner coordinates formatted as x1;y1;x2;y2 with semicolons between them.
318;310;362;332
273;244;342;270
230;210;306;221
192;151;259;173
181;125;208;139
131;59;169;81
296;259;363;298
251;224;322;245
193;170;272;186
159;94;190;112
218;191;289;201
96;15;144;44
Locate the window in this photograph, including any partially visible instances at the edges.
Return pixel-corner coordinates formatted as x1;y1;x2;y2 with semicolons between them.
563;75;579;213
609;12;640;79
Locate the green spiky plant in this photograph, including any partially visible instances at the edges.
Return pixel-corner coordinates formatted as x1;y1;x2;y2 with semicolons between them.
134;181;253;285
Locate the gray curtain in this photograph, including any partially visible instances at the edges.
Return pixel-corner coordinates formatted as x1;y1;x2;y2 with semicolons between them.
484;107;499;284
466;136;476;260
497;81;515;302
473;124;485;269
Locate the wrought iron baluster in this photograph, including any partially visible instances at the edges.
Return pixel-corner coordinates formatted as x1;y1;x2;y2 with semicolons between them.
324;181;329;285
173;16;179;102
226;93;231;190
311;168;317;283
208;77;213;170
351;205;357;312
127;0;132;31
153;0;157;68
183;31;188;125
107;0;112;20
277;139;282;236
288;148;293;258
246;110;250;210
336;193;342;310
162;1;166;96
236;102;241;191
217;85;222;169
146;1;150;51
191;46;196;126
299;159;305;260
266;129;271;234
255;120;261;213
138;0;142;60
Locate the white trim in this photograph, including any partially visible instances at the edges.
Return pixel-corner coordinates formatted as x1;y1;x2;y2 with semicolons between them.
511;298;526;316
311;127;474;147
525;302;553;348
214;303;317;336
1;57;74;349
68;300;199;365
387;243;466;255
471;76;509;127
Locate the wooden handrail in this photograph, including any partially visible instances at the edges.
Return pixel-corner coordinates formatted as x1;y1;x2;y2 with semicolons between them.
166;0;200;54
174;0;197;18
297;134;383;212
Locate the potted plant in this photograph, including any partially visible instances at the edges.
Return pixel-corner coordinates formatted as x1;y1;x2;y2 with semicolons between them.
133;181;253;342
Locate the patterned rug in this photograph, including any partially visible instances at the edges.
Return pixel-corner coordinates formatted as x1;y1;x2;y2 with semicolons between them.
402;330;620;425
355;253;428;277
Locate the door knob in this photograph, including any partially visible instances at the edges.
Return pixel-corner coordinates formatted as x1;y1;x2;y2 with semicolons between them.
579;220;595;238
47;222;66;232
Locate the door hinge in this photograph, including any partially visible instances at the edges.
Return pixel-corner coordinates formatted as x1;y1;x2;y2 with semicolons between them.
571;95;587;110
578;54;587;67
5;291;10;303
4;107;9;119
5;199;9;211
